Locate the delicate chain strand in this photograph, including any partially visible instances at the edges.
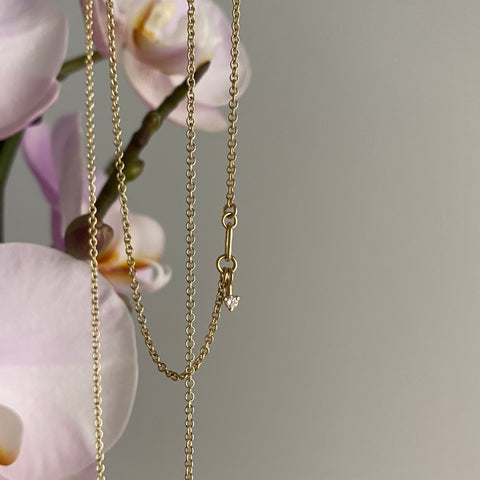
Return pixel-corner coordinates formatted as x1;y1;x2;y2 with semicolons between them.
86;0;242;478
184;2;197;478
100;0;226;384
226;0;241;211
84;0;105;478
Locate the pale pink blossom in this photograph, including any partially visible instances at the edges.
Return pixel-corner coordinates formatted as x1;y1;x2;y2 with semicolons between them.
0;0;68;139
0;243;138;479
22;113;171;294
82;0;251;131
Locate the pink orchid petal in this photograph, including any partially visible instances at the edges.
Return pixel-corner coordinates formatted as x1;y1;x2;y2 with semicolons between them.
0;243;138;480
126;213;166;260
100;206;128;268
22;123;64;249
99;211;170;294
193;0;251;106
121;3;239;130
80;0;134;57
126;0;188;41
137;260;172;293
22;123;58;206
126;1;220;76
22;115;86;251
61;464;97;480
123;48;175;108
0;405;23;466
102;212;166;265
51;208;64;251
0;0;68;139
168;99;228;131
107;261;172;294
124;0;185;73
125;0;250;104
134;40;189;76
195;42;251;107
51;114;85;236
125;47;228;130
125;50;228;129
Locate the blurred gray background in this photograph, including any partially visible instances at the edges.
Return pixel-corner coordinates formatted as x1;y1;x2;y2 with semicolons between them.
6;0;480;479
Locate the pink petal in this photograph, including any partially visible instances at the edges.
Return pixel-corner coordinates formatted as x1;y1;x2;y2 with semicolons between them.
51;114;85;237
196;42;252;107
124;50;227;130
123;48;175;108
22;123;58;206
126;0;188;41
0;243;138;480
22;115;86;251
102;212;166;266
107;261;172;294
0;405;23;466
167;99;228;131
22;123;64;249
61;464;97;480
0;0;68;139
137;260;172;293
126;214;166;260
193;0;252;107
123;0;250;108
51;208;64;251
79;0;134;57
125;1;220;76
99;211;171;294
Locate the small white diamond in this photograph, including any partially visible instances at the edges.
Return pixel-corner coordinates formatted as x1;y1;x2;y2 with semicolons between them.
224;295;240;311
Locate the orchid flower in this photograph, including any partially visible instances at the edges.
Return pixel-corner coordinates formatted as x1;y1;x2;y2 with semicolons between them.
0;0;68;140
0;242;138;480
82;0;251;131
22;113;171;294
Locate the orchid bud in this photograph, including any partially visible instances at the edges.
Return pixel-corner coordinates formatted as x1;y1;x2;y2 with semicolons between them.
65;214;113;260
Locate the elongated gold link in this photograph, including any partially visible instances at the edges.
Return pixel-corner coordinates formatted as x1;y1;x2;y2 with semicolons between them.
184;2;196;478
84;0;105;478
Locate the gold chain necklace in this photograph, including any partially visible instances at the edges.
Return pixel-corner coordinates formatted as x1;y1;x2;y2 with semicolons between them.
84;1;242;479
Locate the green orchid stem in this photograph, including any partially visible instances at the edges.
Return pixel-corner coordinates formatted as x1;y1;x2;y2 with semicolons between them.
0;132;23;243
57;51;103;81
95;61;210;219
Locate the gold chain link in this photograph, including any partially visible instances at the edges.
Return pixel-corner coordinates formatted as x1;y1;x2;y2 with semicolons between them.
86;1;242;479
84;0;105;478
101;0;243;383
184;1;197;478
226;0;241;209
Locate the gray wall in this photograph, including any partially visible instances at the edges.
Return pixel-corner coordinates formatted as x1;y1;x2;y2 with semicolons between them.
6;1;480;479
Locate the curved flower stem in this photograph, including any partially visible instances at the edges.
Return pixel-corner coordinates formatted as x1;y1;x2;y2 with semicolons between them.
0;132;23;242
57;51;103;81
95;61;210;219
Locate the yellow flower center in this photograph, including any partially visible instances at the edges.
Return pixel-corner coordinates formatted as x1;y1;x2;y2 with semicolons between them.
141;1;176;42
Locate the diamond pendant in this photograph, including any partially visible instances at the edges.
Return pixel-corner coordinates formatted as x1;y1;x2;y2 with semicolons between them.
224;295;240;311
